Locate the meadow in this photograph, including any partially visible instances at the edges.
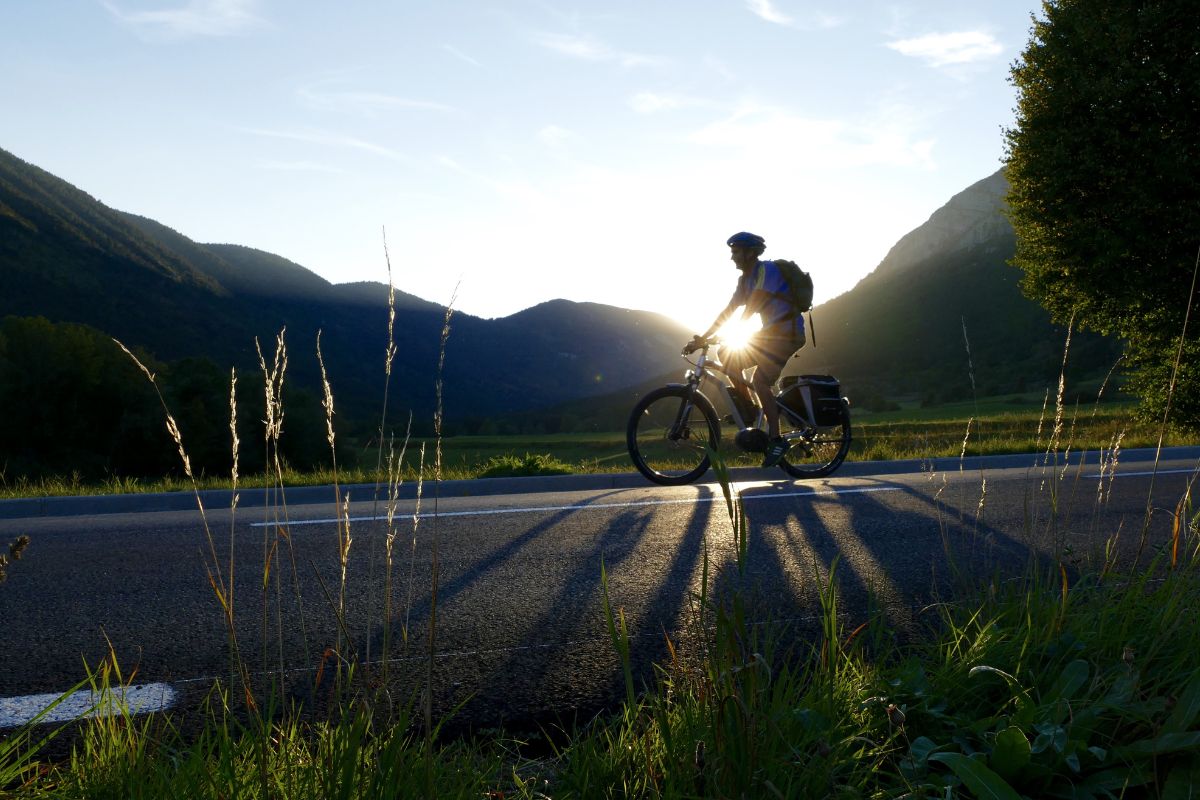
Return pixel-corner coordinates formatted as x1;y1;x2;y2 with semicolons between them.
0;396;1188;500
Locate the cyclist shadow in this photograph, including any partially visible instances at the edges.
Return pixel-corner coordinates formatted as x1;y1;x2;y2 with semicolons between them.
445;484;724;734
360;489;634;660
712;477;1064;651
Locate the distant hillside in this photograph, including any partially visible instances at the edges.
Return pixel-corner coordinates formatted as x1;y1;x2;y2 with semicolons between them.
493;170;1125;432
0;146;691;432
1;143;1125;454
786;170;1122;407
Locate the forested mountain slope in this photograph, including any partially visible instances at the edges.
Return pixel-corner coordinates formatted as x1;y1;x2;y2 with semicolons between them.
0;146;690;430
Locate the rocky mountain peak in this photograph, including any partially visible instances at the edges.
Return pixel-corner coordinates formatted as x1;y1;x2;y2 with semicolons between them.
872;168;1010;279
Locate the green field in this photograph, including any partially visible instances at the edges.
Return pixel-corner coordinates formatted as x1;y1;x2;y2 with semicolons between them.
2;397;1192;499
402;396;1191;476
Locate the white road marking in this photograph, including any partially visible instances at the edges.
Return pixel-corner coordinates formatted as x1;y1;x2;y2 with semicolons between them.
251;485;902;528
1085;468;1198;479
0;683;177;729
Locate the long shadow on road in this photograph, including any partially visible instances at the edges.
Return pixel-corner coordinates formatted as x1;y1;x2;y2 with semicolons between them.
440;484;721;732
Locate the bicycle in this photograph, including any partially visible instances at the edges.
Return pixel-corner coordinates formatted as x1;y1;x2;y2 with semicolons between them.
626;337;851;485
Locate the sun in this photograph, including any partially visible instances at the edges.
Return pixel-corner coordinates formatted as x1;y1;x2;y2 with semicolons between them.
716;314;761;353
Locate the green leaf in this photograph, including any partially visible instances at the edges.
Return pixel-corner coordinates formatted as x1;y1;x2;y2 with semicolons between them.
1112;732;1200;761
1032;724;1067;755
1044;659;1089;702
1161;757;1200;800
1164;671;1200;734
990;727;1031;781
1075;764;1154;794
929;752;1023;800
908;736;941;765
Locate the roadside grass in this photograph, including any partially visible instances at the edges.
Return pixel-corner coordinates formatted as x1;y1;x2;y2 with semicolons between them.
1;403;1191;500
4;449;1199;797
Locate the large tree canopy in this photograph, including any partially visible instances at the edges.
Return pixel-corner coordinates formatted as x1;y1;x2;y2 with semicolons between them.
1004;0;1200;424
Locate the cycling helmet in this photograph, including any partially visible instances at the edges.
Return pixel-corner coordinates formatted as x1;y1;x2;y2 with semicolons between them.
726;231;766;249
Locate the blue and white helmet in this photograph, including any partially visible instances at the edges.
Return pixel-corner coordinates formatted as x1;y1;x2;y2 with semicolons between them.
726;231;765;250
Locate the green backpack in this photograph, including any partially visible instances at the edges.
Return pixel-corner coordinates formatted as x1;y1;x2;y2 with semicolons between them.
772;259;813;315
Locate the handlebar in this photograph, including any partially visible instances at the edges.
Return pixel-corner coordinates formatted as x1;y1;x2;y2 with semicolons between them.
682;335;722;356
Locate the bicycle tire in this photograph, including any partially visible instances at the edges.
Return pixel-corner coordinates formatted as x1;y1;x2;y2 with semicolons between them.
779;399;851;479
627;386;721;485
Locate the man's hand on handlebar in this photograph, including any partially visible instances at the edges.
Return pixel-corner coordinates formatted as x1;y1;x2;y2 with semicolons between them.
682;334;710;355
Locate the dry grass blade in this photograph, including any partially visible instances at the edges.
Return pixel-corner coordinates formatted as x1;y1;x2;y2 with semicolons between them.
112;337;260;702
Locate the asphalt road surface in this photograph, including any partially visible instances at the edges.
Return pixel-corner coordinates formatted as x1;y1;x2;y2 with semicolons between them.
1;449;1197;732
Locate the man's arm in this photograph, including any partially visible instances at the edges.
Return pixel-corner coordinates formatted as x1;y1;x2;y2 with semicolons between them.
701;298;741;340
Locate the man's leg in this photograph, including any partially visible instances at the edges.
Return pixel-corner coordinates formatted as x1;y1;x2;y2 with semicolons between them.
749;337;792;467
750;367;780;439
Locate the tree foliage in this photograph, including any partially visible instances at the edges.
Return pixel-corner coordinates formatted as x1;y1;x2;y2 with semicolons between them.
0;316;335;482
1004;0;1200;424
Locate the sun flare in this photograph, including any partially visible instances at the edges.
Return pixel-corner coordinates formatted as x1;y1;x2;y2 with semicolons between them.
716;315;761;353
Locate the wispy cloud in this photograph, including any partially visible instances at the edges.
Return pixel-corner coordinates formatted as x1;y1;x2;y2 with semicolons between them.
887;31;1003;67
746;0;791;25
532;31;662;68
256;160;344;174
435;155;545;204
443;44;483;67
689;104;935;170
630;92;708;114
102;0;262;39
296;85;456;117
745;0;844;30
537;125;576;148
241;127;411;163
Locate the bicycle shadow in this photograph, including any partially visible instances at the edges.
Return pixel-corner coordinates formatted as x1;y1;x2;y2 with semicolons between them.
432;483;724;735
718;474;1069;649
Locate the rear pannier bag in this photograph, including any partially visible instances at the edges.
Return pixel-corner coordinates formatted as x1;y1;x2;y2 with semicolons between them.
777;375;843;427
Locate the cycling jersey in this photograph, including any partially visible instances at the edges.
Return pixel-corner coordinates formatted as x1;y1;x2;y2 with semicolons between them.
731;260;805;338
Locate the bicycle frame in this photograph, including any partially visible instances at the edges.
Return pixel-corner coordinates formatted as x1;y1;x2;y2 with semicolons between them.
680;343;811;439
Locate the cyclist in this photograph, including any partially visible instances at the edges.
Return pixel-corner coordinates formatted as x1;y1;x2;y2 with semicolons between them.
686;231;807;467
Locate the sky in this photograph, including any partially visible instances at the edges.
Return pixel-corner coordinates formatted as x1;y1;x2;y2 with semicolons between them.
2;1;1039;332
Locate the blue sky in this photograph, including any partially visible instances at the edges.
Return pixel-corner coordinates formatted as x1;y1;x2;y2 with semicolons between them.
3;1;1037;331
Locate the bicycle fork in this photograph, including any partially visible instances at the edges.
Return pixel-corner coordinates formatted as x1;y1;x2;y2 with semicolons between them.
667;388;699;441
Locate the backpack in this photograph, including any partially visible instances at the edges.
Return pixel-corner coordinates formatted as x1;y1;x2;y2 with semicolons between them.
771;259;813;315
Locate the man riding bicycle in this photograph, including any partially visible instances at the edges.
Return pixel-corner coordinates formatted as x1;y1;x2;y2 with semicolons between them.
686;231;807;467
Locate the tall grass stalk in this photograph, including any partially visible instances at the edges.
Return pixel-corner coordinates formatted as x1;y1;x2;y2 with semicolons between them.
403;441;427;649
317;330;354;692
227;367;242;696
1135;244;1200;568
425;285;457;794
255;330;299;683
380;418;414;695
114;339;255;707
363;232;401;687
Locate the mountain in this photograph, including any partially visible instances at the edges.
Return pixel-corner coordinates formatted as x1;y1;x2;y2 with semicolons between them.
1;142;1124;459
0;146;692;432
787;169;1121;407
497;169;1124;430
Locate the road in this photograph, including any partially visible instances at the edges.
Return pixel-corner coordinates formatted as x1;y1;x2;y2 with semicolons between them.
1;449;1197;731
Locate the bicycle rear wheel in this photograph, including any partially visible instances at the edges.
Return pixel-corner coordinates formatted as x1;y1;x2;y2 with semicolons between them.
627;386;720;485
779;399;851;478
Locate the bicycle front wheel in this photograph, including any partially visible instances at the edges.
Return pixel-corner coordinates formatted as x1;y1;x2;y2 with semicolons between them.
627;386;720;485
780;399;851;479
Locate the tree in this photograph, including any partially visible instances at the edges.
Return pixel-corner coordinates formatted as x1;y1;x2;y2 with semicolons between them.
1004;0;1200;424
